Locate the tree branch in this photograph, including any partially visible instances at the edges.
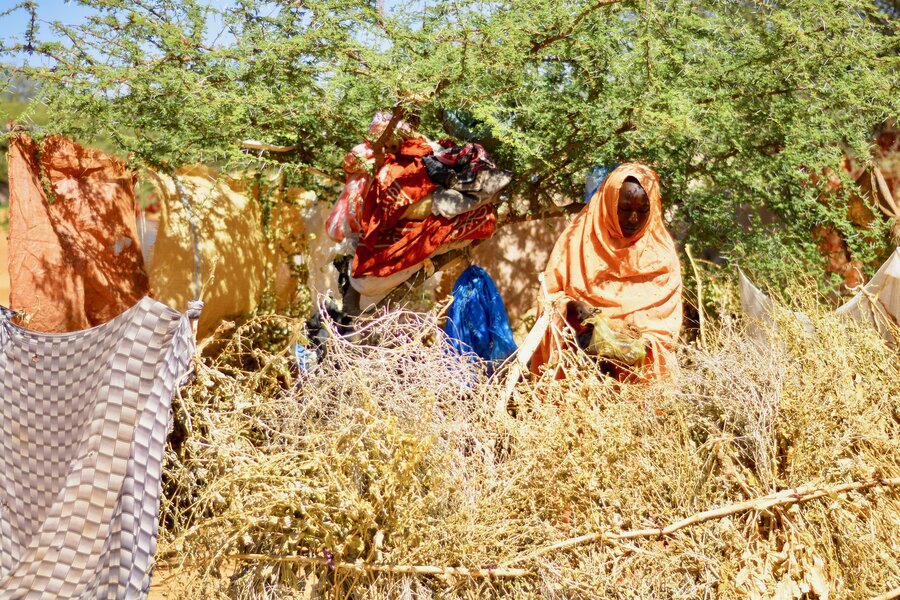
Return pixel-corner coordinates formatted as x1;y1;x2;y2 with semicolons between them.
219;555;528;578
530;0;623;53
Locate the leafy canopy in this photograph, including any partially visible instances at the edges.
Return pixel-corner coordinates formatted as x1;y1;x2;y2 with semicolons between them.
2;0;898;283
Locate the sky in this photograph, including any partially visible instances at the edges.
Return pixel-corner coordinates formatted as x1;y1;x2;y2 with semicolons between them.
0;0;419;68
0;0;99;65
0;0;239;66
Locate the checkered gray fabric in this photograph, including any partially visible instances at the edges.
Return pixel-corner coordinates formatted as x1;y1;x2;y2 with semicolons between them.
0;297;198;599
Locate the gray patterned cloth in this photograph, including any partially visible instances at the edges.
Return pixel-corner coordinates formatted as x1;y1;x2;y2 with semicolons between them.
0;297;200;599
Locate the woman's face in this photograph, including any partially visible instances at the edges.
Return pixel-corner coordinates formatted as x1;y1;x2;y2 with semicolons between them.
617;180;651;237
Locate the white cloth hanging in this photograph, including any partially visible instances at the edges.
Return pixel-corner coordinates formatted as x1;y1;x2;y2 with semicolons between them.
0;297;200;599
738;268;814;342
836;247;900;343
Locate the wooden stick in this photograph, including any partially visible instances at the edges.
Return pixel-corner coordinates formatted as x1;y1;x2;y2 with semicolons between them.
224;554;528;578
505;477;900;566
240;140;299;153
873;165;899;217
496;276;560;414
684;244;706;349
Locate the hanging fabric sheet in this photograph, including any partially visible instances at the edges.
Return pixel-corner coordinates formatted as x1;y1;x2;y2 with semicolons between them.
836;247;900;342
7;134;149;333
0;297;199;599
445;265;517;368
738;268;815;343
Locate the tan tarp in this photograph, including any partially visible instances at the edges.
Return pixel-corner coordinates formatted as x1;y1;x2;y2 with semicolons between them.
7;134;148;332
147;167;269;338
146;167;322;338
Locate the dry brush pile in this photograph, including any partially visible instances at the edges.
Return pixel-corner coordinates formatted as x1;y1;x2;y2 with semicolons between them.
156;295;900;599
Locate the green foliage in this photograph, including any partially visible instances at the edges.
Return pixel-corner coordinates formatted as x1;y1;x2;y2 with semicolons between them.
0;99;47;182
1;0;898;284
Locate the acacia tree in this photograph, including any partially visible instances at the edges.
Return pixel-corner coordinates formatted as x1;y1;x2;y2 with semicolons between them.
2;0;898;285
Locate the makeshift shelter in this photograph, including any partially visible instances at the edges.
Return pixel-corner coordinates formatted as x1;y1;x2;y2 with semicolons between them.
147;167;326;337
147;166;267;337
0;297;198;598
6;134;148;333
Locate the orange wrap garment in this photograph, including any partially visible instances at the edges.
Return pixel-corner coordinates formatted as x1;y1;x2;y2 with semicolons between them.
531;163;683;379
7;134;148;332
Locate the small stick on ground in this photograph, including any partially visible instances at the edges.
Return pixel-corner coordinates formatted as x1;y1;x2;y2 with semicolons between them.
224;555;528;579
505;476;900;567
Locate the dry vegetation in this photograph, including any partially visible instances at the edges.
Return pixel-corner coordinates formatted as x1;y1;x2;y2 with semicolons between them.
155;293;900;599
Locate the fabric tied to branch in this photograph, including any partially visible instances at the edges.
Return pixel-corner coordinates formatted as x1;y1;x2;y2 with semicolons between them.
445;266;517;369
0;296;197;598
326;143;375;243
352;139;496;278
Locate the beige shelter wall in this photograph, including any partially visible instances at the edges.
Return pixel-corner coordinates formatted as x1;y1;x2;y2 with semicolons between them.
470;215;570;338
147;167;270;338
147;167;338;338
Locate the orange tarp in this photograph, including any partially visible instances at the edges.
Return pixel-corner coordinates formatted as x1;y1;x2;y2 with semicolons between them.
7;134;148;332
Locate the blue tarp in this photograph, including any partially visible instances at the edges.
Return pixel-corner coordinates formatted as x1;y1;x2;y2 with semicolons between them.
585;163;619;203
445;266;517;369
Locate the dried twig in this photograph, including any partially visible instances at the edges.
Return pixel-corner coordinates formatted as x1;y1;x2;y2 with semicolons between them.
872;586;900;600
506;477;900;566
685;243;706;348
225;554;528;578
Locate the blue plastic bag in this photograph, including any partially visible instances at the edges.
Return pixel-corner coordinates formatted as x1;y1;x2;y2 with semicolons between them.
445;266;517;370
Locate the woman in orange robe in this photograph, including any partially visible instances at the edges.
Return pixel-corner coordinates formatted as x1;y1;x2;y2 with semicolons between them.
530;163;683;380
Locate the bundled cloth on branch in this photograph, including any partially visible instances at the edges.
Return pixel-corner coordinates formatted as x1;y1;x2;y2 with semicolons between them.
351;138;497;279
0;297;199;599
444;265;517;369
325;143;374;243
6;134;149;333
531;163;683;380
326;112;417;244
425;143;513;219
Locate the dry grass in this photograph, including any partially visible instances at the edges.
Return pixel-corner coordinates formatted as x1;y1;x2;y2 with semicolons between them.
156;293;900;599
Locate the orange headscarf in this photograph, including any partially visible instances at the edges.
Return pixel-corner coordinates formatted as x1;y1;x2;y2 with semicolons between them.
530;163;683;379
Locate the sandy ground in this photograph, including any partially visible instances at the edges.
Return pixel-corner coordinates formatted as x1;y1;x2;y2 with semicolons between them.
148;568;182;599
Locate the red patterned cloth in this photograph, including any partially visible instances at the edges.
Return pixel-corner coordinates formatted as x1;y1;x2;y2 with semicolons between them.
358;139;437;241
352;139;496;278
325;143;374;242
353;205;496;277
